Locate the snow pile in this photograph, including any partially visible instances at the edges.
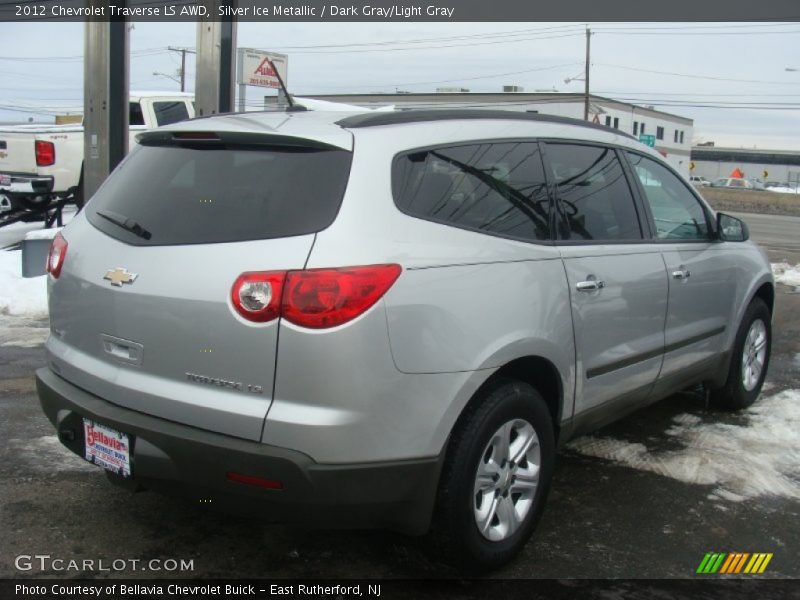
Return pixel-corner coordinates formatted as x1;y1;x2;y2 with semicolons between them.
568;389;800;502
767;186;800;194
772;262;800;289
7;436;97;474
0;315;49;347
0;250;48;317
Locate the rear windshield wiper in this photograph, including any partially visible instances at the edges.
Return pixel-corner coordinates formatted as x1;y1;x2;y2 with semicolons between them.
96;210;152;240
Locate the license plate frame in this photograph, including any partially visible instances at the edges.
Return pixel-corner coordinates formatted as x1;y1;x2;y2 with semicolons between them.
82;418;132;477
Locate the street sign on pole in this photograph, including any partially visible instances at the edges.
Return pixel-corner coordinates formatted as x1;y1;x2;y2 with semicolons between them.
639;134;656;148
236;49;289;112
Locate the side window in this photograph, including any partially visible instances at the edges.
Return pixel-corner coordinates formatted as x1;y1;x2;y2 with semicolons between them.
153;101;190;127
129;102;145;126
392;142;551;242
627;152;710;241
545;144;642;241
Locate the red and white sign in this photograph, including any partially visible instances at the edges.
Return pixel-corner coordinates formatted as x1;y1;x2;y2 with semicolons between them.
237;49;288;89
83;418;131;477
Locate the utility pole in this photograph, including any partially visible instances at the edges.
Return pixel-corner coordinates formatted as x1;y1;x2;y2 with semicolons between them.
84;9;129;200
584;26;591;121
168;46;196;92
195;4;237;117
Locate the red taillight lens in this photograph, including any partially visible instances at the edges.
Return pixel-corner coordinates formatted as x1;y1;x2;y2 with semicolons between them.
230;264;402;328
230;271;285;323
35;140;55;167
283;264;402;329
46;233;68;278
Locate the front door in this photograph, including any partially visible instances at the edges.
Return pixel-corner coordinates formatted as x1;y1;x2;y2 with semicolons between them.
625;152;738;381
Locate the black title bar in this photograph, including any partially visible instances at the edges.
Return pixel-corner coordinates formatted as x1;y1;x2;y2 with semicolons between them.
2;0;800;22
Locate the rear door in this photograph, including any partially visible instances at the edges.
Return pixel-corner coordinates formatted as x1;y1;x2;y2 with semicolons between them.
47;132;353;441
546;142;668;423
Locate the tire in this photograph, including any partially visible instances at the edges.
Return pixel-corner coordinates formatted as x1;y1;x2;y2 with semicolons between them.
710;298;771;410
434;379;555;570
19;194;53;211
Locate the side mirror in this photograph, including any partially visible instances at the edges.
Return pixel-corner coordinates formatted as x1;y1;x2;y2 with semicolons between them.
717;212;749;242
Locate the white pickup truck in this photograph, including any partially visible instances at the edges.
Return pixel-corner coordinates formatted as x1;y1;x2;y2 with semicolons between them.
0;92;194;213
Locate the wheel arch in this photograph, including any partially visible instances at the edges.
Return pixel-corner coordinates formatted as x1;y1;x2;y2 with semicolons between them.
455;356;564;444
752;281;775;316
708;277;774;389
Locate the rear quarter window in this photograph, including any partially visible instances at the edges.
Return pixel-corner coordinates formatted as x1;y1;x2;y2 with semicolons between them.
392;141;552;243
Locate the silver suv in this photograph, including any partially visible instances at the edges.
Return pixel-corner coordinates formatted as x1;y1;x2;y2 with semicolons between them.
37;110;773;569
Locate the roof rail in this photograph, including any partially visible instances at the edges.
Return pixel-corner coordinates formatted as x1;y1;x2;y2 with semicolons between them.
336;109;635;140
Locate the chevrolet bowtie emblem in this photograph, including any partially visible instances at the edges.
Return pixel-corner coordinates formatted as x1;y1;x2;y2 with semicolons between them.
104;268;138;287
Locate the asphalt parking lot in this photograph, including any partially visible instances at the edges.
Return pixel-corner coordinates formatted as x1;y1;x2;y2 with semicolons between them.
1;212;798;580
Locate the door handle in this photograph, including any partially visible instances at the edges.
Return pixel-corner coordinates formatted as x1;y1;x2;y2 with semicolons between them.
672;266;691;280
576;278;605;292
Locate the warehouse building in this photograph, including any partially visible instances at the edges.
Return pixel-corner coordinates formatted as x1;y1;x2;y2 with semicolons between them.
269;92;694;176
690;146;800;187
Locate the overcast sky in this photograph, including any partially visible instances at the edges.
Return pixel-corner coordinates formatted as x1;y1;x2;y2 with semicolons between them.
1;21;799;149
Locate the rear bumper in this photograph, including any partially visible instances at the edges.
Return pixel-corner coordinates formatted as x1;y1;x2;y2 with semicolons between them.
0;172;54;194
36;367;442;535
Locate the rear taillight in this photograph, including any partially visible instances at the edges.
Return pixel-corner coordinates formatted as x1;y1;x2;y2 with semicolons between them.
231;272;285;323
283;264;402;329
35;140;55;167
230;264;402;328
46;232;68;278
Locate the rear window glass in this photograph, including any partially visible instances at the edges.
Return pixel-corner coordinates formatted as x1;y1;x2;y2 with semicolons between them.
392;142;551;243
86;142;352;246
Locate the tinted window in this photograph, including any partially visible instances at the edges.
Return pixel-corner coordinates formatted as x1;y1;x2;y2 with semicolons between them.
153;101;190;126
545;144;641;241
129;102;144;126
392;142;551;242
627;152;710;240
86;142;352;246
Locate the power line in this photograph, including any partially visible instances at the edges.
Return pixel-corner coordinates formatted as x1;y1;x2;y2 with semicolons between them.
595;91;800;98
304;62;582;89
0;47;170;62
269;32;588;54
269;24;587;49
596;29;800;36
598;64;800;86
